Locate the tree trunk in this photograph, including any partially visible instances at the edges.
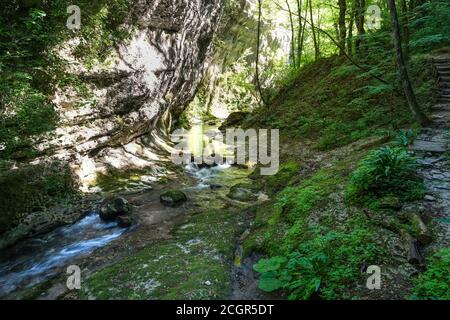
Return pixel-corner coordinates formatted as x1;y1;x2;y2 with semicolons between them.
347;0;355;55
309;0;319;61
298;0;308;67
354;0;366;56
387;0;430;126
338;0;347;56
400;230;425;266
296;0;303;68
286;0;296;66
255;0;266;106
400;211;433;245
317;8;321;54
401;0;410;60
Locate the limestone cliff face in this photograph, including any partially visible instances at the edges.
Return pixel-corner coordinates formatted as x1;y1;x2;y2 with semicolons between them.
36;0;223;190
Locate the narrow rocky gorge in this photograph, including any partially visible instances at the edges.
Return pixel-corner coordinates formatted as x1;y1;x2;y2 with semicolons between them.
41;0;223;185
0;0;226;249
1;0;449;302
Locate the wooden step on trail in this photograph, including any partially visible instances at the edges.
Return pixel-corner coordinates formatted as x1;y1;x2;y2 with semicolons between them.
432;104;450;111
410;140;448;153
435;63;450;69
436;65;450;71
433;57;450;63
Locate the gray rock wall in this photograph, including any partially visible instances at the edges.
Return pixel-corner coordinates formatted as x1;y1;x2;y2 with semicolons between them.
36;0;223;189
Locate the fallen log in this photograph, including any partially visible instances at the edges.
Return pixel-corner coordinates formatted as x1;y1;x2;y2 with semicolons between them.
363;209;426;266
399;210;433;245
400;229;425;266
409;213;433;245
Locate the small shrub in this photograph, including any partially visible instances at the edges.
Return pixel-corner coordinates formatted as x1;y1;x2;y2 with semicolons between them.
346;146;424;203
254;226;380;300
393;129;417;148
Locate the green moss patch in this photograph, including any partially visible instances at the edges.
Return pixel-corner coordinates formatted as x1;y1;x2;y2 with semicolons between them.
81;207;250;300
0;162;79;234
410;248;450;300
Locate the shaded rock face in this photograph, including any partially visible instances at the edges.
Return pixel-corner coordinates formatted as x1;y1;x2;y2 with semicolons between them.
37;0;224;190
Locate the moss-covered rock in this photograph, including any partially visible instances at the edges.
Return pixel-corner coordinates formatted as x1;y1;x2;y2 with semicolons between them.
218;112;250;131
160;190;188;207
116;215;133;228
227;183;259;202
0;162;79;236
98;197;131;221
249;161;300;194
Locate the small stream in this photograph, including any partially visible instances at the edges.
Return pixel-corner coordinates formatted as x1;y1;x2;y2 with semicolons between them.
185;162;231;189
0;124;245;299
0;164;226;299
0;213;127;297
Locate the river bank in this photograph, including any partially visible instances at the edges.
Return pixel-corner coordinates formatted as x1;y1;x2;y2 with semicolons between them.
1;152;274;300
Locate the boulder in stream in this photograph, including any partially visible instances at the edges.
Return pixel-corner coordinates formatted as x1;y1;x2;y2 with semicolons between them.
117;215;133;228
210;183;224;190
99;197;132;221
160;190;187;207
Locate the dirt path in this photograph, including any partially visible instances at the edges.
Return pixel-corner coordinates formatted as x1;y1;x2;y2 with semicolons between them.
410;55;450;254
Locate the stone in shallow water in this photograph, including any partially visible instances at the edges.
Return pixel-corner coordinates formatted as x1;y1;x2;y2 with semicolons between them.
160;190;187;207
99;197;132;221
209;183;223;190
117;215;133;228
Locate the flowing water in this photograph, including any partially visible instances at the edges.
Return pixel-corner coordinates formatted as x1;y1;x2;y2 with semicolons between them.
0;123;245;299
0;214;127;297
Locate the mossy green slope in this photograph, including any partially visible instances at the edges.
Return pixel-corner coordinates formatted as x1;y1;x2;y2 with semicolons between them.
81;207;250;300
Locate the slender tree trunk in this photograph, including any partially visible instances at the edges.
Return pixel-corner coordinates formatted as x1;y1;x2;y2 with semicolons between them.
401;0;410;59
296;0;303;68
298;0;308;66
286;0;296;66
255;0;266;106
338;0;347;56
347;0;355;55
317;7;321;54
309;0;319;61
387;0;430;126
354;0;366;56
